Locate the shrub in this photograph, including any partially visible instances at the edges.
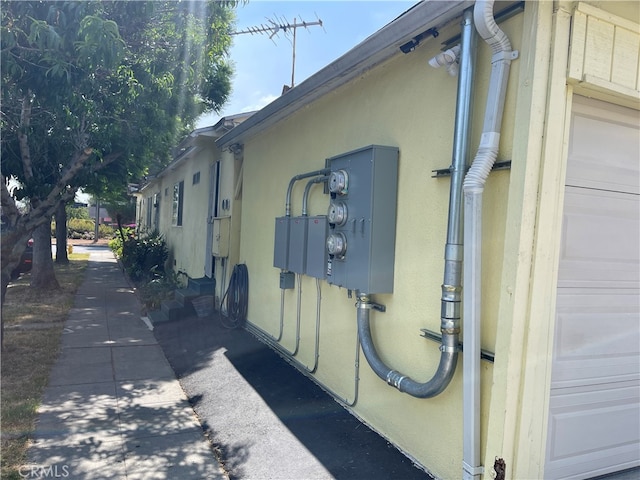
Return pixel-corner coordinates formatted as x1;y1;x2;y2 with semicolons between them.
137;271;180;311
98;224;115;239
67;218;94;238
109;229;178;311
108;227;134;259
121;230;168;283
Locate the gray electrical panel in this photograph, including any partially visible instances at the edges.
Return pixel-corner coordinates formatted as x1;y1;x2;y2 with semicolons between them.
325;145;399;294
287;217;308;274
273;216;290;270
305;216;328;279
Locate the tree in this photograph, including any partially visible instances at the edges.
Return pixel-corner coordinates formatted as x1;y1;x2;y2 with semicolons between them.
1;1;237;310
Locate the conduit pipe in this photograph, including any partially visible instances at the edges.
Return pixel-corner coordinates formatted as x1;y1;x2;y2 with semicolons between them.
462;2;516;479
276;169;330;342
246;305;361;407
302;176;329;216
284;176;329;357
357;8;476;398
285;168;331;217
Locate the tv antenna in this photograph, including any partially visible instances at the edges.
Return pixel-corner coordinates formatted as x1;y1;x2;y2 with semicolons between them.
231;15;324;88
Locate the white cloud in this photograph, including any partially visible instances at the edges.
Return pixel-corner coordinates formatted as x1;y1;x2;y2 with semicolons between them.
242;93;279;112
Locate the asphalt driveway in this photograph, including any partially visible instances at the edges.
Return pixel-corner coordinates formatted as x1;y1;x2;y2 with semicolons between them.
153;311;432;480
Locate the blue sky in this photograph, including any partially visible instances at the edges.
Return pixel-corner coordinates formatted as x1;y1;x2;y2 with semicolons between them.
197;0;416;127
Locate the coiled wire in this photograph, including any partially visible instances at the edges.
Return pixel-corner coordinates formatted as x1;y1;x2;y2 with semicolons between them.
220;263;249;329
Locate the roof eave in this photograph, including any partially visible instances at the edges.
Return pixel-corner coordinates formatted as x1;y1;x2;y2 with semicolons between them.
216;0;471;149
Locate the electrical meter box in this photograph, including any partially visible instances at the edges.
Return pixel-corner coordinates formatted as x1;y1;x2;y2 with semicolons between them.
273;216;290;270
325;145;399;293
212;216;231;257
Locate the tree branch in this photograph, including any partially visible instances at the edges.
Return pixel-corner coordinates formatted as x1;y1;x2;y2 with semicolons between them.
18;93;34;181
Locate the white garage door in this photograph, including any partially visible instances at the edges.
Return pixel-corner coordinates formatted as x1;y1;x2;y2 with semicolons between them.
545;96;640;479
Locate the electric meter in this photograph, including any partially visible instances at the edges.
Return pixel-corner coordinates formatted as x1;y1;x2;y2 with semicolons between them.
327;201;348;226
329;170;349;195
326;232;347;258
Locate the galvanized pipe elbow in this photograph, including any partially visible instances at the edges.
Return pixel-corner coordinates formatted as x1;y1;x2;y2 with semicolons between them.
357;294;459;399
285;168;331;216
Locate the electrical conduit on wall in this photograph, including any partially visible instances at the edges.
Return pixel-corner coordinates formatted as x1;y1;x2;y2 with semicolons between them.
357;7;476;397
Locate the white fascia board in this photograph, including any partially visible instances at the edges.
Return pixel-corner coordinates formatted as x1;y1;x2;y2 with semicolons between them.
216;0;471;149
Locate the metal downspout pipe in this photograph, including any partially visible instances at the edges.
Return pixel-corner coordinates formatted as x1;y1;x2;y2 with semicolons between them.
357;8;476;398
462;2;516;479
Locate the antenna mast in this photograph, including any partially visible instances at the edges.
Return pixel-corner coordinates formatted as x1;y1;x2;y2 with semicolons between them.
231;15;323;87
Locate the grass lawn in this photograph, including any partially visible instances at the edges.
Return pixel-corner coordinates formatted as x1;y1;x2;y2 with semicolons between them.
1;254;89;480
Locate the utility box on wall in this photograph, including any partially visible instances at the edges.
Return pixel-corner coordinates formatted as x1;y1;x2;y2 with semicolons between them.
273;216;290;270
212;216;231;257
306;216;328;279
325;145;399;294
288;217;308;274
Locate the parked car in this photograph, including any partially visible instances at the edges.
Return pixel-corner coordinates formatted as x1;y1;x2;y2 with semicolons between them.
11;238;33;279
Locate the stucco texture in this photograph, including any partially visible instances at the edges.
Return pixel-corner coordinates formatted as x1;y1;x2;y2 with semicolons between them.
236;9;524;479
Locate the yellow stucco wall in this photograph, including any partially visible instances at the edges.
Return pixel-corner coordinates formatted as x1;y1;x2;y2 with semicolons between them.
139;138;217;280
237;9;523;479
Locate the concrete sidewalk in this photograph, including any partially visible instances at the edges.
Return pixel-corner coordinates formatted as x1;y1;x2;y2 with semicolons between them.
26;246;226;480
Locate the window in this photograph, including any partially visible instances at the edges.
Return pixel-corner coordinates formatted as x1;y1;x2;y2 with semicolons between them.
153;193;160;231
192;171;200;185
172;181;184;226
145;196;153;228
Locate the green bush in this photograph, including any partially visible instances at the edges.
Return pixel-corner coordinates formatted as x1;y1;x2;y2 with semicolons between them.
137;273;179;311
98;224;115;239
109;229;178;311
121;230;168;283
68;218;95;239
108;227;134;259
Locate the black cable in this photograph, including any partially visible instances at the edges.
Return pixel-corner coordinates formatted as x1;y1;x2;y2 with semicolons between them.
220;264;249;329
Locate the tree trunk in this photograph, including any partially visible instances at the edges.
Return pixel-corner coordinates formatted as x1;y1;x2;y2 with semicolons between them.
55;200;69;264
30;219;59;291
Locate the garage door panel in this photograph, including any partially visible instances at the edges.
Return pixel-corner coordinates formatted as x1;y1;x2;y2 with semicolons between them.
567;98;640;194
558;188;640;288
553;289;640;388
546;96;640;479
546;381;640;479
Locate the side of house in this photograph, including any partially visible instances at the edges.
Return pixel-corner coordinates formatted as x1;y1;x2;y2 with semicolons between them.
214;1;639;480
135;114;252;295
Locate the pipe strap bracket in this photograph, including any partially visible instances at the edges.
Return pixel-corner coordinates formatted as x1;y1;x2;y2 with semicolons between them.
491;49;518;64
357;300;386;312
440;343;461;353
462;461;484;476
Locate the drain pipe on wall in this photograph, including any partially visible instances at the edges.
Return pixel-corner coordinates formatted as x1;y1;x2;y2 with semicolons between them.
357;8;476;398
462;1;517;479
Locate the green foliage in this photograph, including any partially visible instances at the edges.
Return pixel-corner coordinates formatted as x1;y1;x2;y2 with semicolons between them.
66;206;90;220
108;226;135;259
1;1;237;265
98;223;114;238
110;228;178;310
67;218;94;239
120;230;168;283
137;273;180;311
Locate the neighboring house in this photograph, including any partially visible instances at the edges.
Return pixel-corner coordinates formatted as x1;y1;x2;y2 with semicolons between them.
135;112;253;289
142;1;639;479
